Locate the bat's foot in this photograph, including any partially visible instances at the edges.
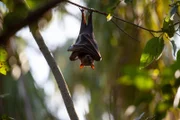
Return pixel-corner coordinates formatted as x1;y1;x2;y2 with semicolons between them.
91;64;95;70
79;8;85;12
80;64;84;69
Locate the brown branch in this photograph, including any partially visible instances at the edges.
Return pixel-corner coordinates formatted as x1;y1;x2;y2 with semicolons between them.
30;24;79;120
174;21;180;26
0;0;164;46
67;0;163;33
111;20;139;42
0;0;67;45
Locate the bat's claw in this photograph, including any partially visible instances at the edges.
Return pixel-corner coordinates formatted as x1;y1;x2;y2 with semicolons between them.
91;64;95;69
89;8;94;13
79;8;85;12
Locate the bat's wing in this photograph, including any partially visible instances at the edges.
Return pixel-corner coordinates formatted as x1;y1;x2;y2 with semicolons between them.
68;34;101;61
68;51;78;61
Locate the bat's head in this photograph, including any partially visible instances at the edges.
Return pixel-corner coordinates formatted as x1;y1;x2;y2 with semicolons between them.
79;54;95;69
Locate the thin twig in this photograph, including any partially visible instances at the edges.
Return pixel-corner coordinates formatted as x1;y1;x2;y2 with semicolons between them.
174;21;180;26
176;32;180;37
149;31;155;37
30;24;79;120
111;20;139;42
145;115;155;120
67;0;163;33
0;0;164;46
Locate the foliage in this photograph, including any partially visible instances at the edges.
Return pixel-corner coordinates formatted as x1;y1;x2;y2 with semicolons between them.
0;0;56;120
1;0;180;120
140;37;164;69
0;47;9;75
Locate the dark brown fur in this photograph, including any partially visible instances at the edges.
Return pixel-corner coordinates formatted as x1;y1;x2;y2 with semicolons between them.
67;9;102;69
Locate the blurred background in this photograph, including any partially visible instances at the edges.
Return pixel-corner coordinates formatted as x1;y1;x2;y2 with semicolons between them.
0;0;180;120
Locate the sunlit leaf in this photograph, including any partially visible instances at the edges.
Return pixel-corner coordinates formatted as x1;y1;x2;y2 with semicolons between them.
162;17;175;38
106;13;112;22
26;0;48;9
118;75;133;85
0;61;10;75
134;75;154;90
0;47;9;75
156;102;169;112
140;37;164;68
0;47;8;61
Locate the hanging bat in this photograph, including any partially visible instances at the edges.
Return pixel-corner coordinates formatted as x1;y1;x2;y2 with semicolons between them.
67;9;102;69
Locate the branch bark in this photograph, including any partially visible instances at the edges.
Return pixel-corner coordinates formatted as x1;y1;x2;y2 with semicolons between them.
30;24;79;120
0;0;164;46
0;0;66;45
66;0;163;33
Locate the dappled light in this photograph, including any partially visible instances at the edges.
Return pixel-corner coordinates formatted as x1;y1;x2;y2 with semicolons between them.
173;86;180;107
11;64;21;80
1;0;180;120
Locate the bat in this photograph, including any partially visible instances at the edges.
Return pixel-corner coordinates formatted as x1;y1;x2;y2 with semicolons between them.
67;9;102;69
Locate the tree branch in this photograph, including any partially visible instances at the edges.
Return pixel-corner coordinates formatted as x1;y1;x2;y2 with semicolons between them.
67;0;163;33
111;20;139;42
30;24;79;120
0;0;66;45
0;0;164;46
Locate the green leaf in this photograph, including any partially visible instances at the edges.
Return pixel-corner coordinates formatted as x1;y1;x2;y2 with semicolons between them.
177;50;180;61
0;61;10;75
0;114;14;120
140;37;164;68
162;17;175;38
0;47;9;75
3;4;28;29
26;0;48;9
134;75;154;90
0;47;8;62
